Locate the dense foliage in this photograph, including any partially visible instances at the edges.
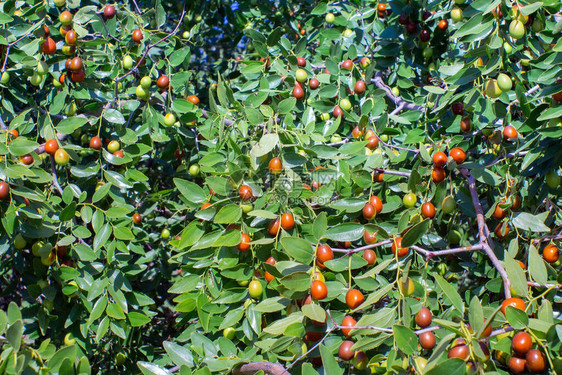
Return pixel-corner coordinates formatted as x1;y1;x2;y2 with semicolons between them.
0;0;561;374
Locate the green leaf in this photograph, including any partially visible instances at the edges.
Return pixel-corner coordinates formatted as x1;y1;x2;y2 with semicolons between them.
251;133;279;157
8;137;40;156
106;303;126;320
319;343;344;375
302;304;326;323
528;244;547;285
93;224;112;251
392;325;417;355
103;109;125;124
505;306;529;329
128;312;151;327
254;297;291;313
401;219;431;247
434;274;465;314
504;251;528;297
278;98;296;114
174;178;206;203
512;212;550;232
425;358;467;375
214;204;241;224
280;237;314;263
312;212;327;241
263;312;304;336
56;117;89;134
6;320;22;352
353;284;393;312
163;342;194;368
88;296;108;326
324;223;364;241
138;362;172;375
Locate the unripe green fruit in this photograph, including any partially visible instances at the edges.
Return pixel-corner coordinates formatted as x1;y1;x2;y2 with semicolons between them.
65;102;77;116
343;29;353;37
379;134;389;142
123;55;134;69
340;98;352;111
503;42;513;54
161;228;171;239
325;12;335;24
189;164;200;177
107;140;120;153
14;234;27;250
448;230;462;244
485;79;502;98
140;76;151;89
295;68;307;82
30;72;42;86
248;280;263;299
531;19;544;33
497;73;512;92
451;7;463;22
403;193;417;208
53;0;65;7
115;353;126;366
53;77;62;88
442;195;456;214
422;47;433;59
223;327;235;340
241;203;253;213
391;87;400;96
163;113;176;126
509;20;525;40
182;31;190;39
37;61;49;75
136;85;149;100
330;134;342;143
64;333;75;346
320;113;330;121
545;171;560;189
0;72;9;84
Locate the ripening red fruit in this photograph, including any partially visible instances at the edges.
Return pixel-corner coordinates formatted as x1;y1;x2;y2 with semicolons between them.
316;245;334;267
492;202;507;220
104;5;116;19
511;332;533;356
369;196;383;214
341;59;354;70
187;95;200;105
419;332;436;350
338;340;355;361
132;29;143;43
45;139;59;155
451;102;464;116
364;230;377;244
42;37;56;55
438;19;448;30
460;117;472;132
157;75;169;90
503;125;518;141
494;222;510;239
0;182;10;201
20;154;34;165
406;22;417;34
448;345;470;360
268;157;282;174
309;78;319;90
354;80;366;95
237;233;251;252
292;85;305;99
346;289;365;309
296;56;306;67
377;3;386;12
432;167;446;183
65;29;77;45
69;57;83;73
239;185;253;200
449;147;466;164
398;14;409;24
419;29;430;42
421;202;436;218
543;244;559;264
415;307;432;327
501;297;525;315
281;212;294;230
268;219;280;236
363;203;375;220
432;151;447;167
333;106;343;118
366;136;379;150
89;136;102;150
363;249;376;265
525;349;545;373
264;256;276;282
392;237;408;257
311;280;328;300
70;69;85;83
508;356;526;374
341;316;357;337
132;213;142;224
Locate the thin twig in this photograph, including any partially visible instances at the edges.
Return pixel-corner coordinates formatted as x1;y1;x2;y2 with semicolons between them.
527;281;562;289
411;243;484;258
50;157;63;196
373;168;411;178
371;72;426;112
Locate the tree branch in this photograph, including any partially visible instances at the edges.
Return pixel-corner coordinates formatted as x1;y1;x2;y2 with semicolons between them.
371;72;426;112
232;362;287;375
50;157;63;196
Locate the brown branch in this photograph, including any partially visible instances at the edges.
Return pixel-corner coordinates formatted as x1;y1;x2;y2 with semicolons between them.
201;109;235;126
371;72;426;112
411;244;484;258
50;157;63;196
460;168;511;299
527;281;562;289
373;168;411;178
233;362;287;375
